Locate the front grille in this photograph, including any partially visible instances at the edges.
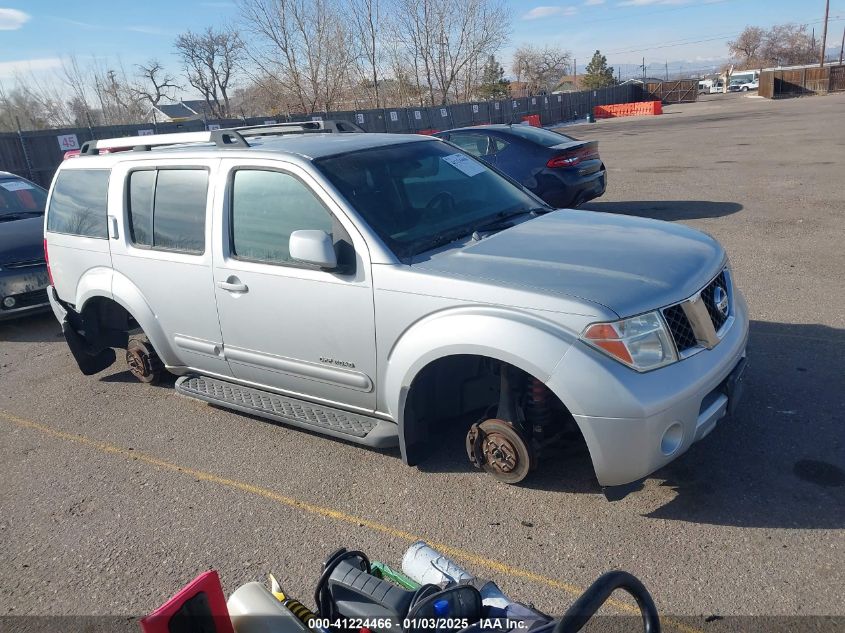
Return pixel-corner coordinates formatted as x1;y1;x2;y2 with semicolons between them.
701;271;730;331
662;268;732;354
2;288;48;310
662;304;698;352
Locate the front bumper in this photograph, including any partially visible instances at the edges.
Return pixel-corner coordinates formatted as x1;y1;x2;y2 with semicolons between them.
547;290;750;487
0;266;50;321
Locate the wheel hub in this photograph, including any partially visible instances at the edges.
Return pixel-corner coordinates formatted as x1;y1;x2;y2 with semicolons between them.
465;418;534;484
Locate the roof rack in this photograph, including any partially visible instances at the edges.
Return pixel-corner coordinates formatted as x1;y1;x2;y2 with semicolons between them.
80;129;249;155
79;119;364;156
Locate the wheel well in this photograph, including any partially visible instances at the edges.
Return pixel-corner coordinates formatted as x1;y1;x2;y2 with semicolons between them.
77;296;138;350
401;354;581;466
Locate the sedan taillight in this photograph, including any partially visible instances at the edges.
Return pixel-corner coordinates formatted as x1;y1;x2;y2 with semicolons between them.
547;147;600;169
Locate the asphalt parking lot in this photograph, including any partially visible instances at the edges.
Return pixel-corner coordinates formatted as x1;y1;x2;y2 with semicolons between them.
1;92;843;631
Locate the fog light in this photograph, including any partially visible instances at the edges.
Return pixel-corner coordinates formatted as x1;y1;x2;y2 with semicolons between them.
660;422;684;455
2;296;15;308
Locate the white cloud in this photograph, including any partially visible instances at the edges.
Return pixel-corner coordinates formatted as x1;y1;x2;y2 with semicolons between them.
584;0;605;5
0;8;30;30
0;57;63;80
522;6;578;20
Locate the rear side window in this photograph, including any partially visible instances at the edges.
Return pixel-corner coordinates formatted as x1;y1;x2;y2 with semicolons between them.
47;169;110;238
231;169;333;265
127;168;207;254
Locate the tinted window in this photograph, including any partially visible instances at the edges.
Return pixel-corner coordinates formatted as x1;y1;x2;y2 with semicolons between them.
315;141;542;258
153;170;207;253
128;170;155;246
46;169;109;238
503;126;574;147
0;177;47;218
231;170;333;264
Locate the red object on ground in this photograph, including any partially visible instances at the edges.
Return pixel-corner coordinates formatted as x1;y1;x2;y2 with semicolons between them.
520;114;542;127
139;570;235;633
417;129;440;135
593;101;663;119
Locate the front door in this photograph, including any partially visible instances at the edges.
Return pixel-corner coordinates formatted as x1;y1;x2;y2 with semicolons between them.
212;159;377;412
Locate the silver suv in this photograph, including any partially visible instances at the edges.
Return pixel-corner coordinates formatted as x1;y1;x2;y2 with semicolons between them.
44;126;748;495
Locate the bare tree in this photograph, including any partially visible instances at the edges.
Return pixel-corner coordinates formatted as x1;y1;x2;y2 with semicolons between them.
350;0;383;108
729;23;817;68
762;23;816;66
175;27;244;118
728;26;765;67
239;0;357;113
392;0;510;105
511;44;570;94
0;83;52;131
133;59;180;111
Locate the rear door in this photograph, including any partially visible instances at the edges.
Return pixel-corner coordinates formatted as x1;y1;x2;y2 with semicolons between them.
109;158;231;376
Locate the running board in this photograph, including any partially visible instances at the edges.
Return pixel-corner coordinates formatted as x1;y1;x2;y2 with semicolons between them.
175;375;398;448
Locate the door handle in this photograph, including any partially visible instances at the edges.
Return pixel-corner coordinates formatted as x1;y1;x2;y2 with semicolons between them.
218;278;248;293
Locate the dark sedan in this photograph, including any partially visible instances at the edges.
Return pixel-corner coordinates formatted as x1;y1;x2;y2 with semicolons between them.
434;124;606;208
0;172;50;321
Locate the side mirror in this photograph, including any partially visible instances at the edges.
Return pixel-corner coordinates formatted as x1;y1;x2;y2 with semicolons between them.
289;230;337;269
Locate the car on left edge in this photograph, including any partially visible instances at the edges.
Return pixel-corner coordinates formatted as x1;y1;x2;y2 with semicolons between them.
0;172;51;320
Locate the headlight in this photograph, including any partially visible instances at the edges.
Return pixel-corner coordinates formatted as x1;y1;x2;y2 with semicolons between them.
581;311;677;372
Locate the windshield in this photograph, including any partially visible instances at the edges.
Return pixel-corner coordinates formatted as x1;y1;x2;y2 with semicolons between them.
0;177;47;219
501;125;574;147
314;140;544;258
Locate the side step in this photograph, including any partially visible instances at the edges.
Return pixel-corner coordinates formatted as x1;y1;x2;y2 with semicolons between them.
175;375;398;448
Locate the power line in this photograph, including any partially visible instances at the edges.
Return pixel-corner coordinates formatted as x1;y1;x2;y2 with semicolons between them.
596;15;844;57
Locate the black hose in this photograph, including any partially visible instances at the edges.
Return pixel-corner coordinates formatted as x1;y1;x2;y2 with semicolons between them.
552;571;660;633
313;548;371;620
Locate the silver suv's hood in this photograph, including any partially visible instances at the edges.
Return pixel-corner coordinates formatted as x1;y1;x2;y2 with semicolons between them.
415;210;726;318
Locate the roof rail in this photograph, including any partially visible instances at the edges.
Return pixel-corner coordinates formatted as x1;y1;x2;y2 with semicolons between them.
77;119;362;156
80;129;249;155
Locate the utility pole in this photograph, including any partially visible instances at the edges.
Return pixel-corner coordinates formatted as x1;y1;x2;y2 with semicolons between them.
840;25;844;64
665;61;669;81
820;0;830;66
573;58;577;90
642;57;646;83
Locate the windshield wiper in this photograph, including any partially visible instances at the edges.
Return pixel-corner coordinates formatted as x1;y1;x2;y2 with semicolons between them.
472;207;546;239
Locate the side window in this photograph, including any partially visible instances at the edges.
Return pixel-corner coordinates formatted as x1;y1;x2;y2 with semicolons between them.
46;169;110;238
448;133;490;158
128;170;154;246
492;137;510;153
231;169;333;265
127;168;207;254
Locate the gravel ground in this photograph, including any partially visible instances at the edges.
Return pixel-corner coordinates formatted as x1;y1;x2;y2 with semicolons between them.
1;91;843;632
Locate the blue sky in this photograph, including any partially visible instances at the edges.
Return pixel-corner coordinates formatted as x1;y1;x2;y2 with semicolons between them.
1;0;843;89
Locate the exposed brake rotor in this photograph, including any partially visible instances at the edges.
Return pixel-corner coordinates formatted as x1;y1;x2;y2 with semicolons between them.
465;418;534;484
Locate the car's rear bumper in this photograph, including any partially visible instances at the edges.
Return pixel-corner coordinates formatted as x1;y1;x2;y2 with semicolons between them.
547;290;750;487
538;166;607;208
0;267;50;321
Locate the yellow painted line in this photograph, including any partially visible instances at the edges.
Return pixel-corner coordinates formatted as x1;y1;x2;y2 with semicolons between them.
1;410;702;633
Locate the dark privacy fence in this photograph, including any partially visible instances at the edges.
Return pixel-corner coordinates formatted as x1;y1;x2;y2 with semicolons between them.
1;84;643;188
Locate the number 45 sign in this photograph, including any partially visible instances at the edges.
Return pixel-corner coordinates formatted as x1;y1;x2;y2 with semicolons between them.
57;134;80;151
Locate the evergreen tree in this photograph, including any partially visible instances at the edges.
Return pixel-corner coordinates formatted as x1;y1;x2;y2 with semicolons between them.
582;50;616;89
477;55;510;100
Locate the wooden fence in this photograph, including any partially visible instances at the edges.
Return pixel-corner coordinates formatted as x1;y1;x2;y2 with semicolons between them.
759;64;845;98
